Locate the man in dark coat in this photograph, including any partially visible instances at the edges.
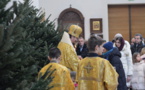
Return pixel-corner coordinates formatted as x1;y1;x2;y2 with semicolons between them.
131;33;145;54
76;37;88;58
103;41;127;90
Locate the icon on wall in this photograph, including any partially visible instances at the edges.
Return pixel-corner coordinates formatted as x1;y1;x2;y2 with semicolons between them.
90;18;102;33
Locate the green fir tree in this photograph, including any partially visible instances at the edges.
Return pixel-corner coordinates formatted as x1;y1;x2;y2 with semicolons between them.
0;0;63;90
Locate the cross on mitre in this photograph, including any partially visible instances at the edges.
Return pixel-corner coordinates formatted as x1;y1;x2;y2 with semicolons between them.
84;62;93;73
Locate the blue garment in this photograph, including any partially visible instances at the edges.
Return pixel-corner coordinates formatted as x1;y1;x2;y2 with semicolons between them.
102;48;113;60
102;47;127;90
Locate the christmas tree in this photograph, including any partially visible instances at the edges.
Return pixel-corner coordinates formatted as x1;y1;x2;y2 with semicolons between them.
0;0;63;89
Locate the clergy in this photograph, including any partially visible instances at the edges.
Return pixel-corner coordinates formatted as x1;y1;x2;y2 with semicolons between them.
38;47;74;90
57;25;82;71
76;35;118;90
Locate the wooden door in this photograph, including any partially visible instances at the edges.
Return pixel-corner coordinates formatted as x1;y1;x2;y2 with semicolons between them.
131;5;145;38
108;5;145;42
108;5;129;41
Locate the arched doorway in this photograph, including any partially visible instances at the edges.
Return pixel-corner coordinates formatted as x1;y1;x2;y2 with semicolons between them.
58;7;84;38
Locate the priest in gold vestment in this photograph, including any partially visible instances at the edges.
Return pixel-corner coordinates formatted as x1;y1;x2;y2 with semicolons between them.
57;25;82;71
76;36;118;90
38;47;74;90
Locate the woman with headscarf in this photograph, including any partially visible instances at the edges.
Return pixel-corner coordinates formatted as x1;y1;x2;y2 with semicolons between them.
115;37;133;89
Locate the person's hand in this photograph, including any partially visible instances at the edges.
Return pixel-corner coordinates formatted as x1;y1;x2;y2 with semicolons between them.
126;75;132;82
78;55;83;60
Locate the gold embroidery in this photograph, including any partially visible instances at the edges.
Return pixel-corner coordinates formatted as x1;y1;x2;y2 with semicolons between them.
84;62;93;73
79;77;102;82
99;61;104;80
62;71;66;85
51;71;66;87
51;83;66;87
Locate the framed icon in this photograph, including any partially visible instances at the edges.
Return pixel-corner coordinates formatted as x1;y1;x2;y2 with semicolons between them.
90;18;102;33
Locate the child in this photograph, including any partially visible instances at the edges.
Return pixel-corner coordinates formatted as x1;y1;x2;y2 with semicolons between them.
103;42;127;90
76;36;118;90
140;47;145;60
38;47;74;90
140;47;145;56
131;52;145;89
70;71;78;90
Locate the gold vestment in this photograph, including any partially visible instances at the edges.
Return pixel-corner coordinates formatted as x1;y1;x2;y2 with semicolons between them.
38;63;74;90
57;32;79;71
76;57;118;90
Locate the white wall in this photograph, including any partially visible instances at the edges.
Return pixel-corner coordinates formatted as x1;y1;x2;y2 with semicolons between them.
39;0;108;41
39;0;145;41
5;0;16;10
17;0;39;8
31;0;39;9
6;0;39;10
5;0;145;41
108;0;145;5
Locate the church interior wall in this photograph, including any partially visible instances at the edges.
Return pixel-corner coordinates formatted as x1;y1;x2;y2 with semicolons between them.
6;0;145;41
15;0;145;41
39;0;109;41
108;0;145;5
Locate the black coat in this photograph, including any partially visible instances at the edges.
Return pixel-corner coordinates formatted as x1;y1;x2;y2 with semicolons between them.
76;44;88;58
104;48;127;90
131;42;145;54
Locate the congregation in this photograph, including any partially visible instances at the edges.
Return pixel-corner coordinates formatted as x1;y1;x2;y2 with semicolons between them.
38;25;145;90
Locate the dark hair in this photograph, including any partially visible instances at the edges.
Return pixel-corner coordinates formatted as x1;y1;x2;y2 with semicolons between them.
133;52;140;63
70;71;76;78
112;39;115;43
102;39;106;43
79;36;84;40
69;34;72;38
87;36;103;51
115;37;125;51
135;33;142;40
49;47;61;58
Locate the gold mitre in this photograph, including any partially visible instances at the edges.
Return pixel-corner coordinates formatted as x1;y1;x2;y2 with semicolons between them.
68;25;82;38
